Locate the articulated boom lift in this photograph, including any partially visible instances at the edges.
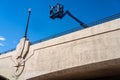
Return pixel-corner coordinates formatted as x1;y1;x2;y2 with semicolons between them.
49;3;87;28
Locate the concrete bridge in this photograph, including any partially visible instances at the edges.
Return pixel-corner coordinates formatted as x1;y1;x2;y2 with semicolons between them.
0;17;120;80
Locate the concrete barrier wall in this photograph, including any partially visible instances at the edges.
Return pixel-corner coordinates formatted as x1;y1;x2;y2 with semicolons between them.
25;18;120;79
0;51;16;79
0;18;120;80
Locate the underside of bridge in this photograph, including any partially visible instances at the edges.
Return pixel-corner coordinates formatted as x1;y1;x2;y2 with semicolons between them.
0;75;9;80
28;58;120;80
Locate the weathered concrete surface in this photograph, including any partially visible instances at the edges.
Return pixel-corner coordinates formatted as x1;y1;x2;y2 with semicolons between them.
0;38;30;80
25;18;120;79
0;51;15;79
0;18;120;80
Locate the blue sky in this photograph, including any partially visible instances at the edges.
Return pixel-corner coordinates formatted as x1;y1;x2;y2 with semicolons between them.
0;0;120;53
